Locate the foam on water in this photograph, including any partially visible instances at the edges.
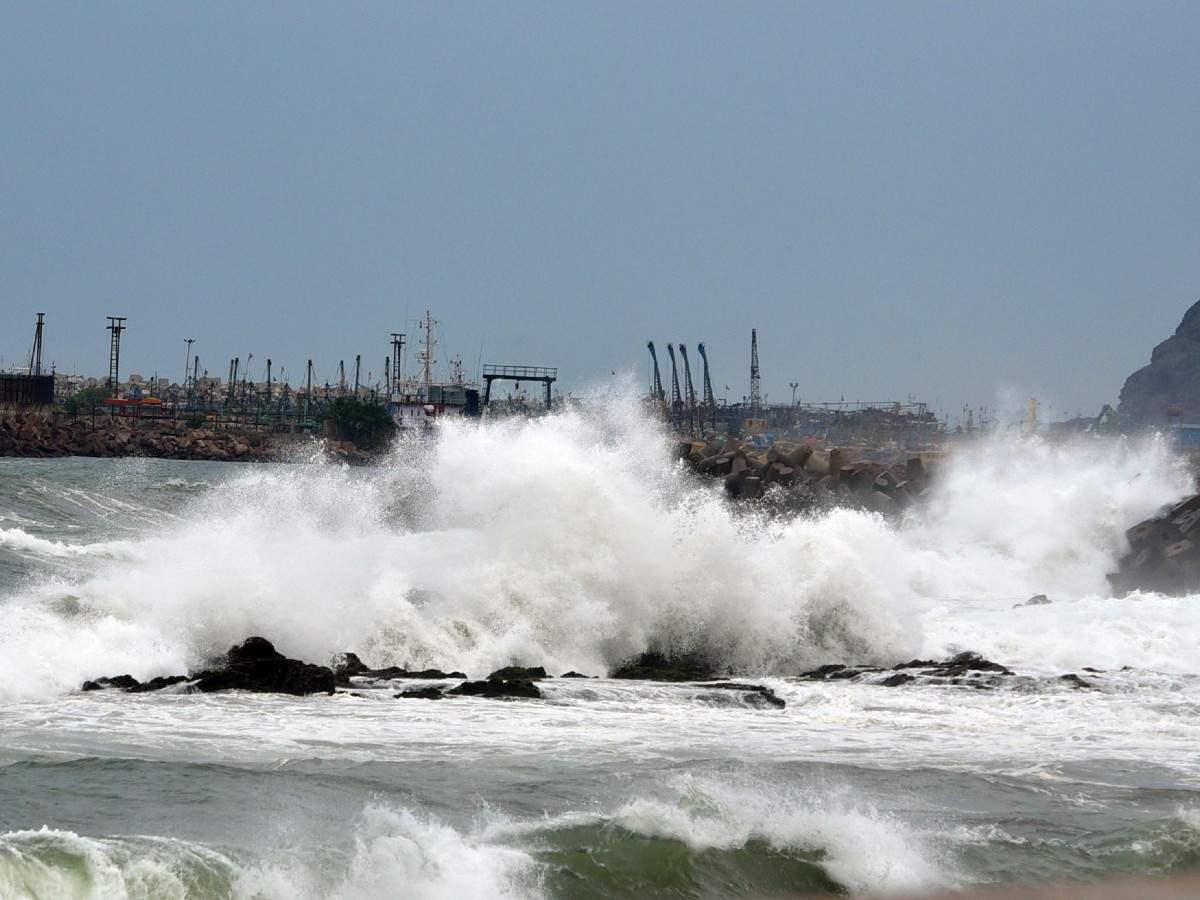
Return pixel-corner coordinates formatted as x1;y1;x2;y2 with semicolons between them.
0;394;1194;700
607;775;951;894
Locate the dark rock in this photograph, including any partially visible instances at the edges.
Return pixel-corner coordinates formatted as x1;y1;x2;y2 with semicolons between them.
560;671;589;678
1059;673;1094;690
829;666;879;679
704;682;786;709
395;687;445;700
357;666;467;680
1013;594;1051;608
881;673;915;687
486;666;548;681
1118;298;1200;426
449;679;541;699
894;659;939;670
610;650;718;682
81;674;139;691
799;663;848;680
332;651;369;677
937;651;1013;677
189;636;335;696
127;675;189;693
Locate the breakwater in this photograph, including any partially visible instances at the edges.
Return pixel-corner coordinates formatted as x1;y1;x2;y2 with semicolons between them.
0;413;374;463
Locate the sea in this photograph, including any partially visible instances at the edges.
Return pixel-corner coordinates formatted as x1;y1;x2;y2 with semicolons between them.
2;398;1200;899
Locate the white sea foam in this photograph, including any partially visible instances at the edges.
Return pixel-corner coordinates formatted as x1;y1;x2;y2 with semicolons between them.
0;395;1194;700
0;528;135;560
0;808;542;900
609;775;952;894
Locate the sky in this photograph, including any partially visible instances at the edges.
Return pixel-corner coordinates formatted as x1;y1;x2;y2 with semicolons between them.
1;2;1197;424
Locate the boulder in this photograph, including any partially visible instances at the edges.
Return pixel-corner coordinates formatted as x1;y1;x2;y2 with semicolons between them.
81;674;140;691
703;682;786;709
611;650;718;682
449;678;541;699
486;665;548;681
189;636;336;695
395;687;445;700
332;651;370;678
127;675;190;693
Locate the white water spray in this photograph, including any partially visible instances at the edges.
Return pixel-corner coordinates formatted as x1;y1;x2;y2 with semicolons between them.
0;396;1192;699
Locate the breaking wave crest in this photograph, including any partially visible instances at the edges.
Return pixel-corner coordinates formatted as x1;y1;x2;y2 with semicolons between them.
0;394;1192;699
0;779;947;900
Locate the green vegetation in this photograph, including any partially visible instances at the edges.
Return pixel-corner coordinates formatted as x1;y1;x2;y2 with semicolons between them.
63;386;111;416
323;397;395;449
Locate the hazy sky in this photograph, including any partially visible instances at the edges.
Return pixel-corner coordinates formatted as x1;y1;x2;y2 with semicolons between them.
2;2;1197;422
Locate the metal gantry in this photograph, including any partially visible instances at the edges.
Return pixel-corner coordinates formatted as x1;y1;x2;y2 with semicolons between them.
29;313;45;376
105;317;127;394
481;364;557;409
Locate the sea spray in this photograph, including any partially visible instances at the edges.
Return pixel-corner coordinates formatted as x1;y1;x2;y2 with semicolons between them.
0;397;1193;700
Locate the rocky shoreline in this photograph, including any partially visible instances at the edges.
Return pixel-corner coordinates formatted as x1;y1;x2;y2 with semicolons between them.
0;413;375;464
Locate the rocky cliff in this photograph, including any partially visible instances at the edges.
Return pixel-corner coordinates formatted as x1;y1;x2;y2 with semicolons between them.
1118;299;1200;426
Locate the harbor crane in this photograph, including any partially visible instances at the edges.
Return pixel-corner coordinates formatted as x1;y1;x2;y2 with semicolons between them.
666;344;683;424
646;341;666;413
697;342;715;429
678;344;697;433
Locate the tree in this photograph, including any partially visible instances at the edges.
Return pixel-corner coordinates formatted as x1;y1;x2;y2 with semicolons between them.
323;397;395;449
63;386;111;417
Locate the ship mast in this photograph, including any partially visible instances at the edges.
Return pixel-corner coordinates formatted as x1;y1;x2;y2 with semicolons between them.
420;310;437;387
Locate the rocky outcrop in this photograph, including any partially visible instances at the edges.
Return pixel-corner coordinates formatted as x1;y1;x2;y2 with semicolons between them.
189;637;336;695
332;651;466;685
795;652;1090;691
81;674;140;691
395;687;445;700
1118;298;1200;426
610;650;719;682
703;682;786;709
485;666;547;681
81;636;335;696
449;678;542;699
1110;493;1200;595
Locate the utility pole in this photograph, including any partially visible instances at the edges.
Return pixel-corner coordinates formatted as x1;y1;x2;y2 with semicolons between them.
105;316;127;395
29;313;45;376
227;358;239;407
304;359;313;423
265;359;272;405
420;311;436;387
749;328;761;411
183;339;194;392
789;382;798;406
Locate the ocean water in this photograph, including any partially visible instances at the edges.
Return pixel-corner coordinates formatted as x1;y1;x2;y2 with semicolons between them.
2;399;1200;899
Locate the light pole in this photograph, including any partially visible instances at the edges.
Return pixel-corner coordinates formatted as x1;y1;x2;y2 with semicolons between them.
789;382;799;406
183;339;195;403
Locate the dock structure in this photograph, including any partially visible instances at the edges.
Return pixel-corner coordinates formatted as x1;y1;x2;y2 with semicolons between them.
482;364;557;409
